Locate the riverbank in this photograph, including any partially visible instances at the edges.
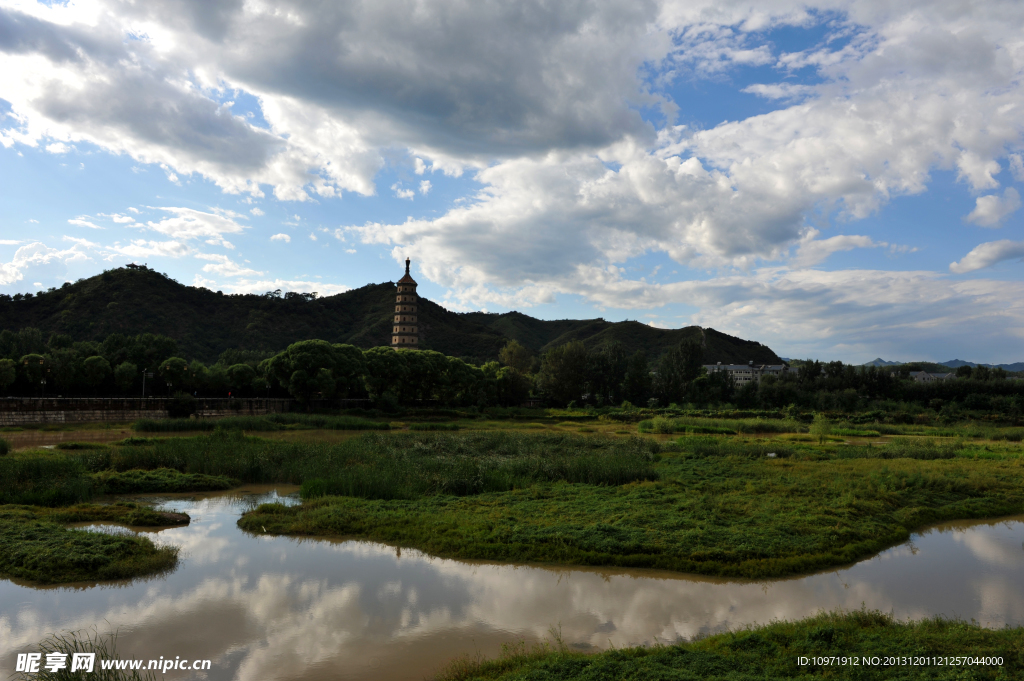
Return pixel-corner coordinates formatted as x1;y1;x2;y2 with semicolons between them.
432;609;1023;680
0;503;185;584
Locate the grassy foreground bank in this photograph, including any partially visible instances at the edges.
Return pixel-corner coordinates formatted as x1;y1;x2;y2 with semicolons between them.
0;503;184;584
433;610;1023;680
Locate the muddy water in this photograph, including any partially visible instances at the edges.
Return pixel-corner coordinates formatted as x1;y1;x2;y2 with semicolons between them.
2;487;1024;681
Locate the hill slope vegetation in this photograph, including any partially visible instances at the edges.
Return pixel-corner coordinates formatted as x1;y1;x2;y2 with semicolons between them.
0;266;781;365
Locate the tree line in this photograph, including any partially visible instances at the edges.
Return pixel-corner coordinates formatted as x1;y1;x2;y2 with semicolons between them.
0;326;1020;415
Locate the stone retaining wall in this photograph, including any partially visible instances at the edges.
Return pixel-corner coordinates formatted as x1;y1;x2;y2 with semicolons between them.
0;398;293;426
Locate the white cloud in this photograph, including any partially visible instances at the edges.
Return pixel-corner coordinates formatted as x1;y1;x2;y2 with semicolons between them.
98;212;136;224
270;233;291;243
195;253;263;277
965;188;1022;227
414;158;427;175
308;232;317;241
0;241;93;287
950;240;1024;274
218;278;350;296
419;180;432;196
251;207;265;216
791;231;880;268
111;240;190;259
391;183;414;200
0;240;23;245
345;248;356;254
138;206;248;247
45;142;70;154
68;218;103;230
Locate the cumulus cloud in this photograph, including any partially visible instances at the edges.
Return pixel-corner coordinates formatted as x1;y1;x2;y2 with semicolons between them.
419;180;432;196
391;183;414;200
0;241;93;286
195;253;262;277
137;206;248;247
270;233;291;243
950;240;1024;274
215;278;350;296
250;207;265;216
111;239;190;259
965;188;1022;227
68;217;102;230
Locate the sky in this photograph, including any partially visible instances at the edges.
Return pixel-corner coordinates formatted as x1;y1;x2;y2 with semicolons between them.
1;0;1023;364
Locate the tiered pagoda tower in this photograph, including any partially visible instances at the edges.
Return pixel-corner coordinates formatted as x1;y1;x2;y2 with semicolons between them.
391;258;419;348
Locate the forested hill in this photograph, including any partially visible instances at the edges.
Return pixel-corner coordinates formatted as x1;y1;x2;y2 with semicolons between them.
0;266;782;365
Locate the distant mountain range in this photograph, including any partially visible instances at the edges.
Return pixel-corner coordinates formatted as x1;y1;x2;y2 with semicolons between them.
0;266;783;366
863;358;1024;372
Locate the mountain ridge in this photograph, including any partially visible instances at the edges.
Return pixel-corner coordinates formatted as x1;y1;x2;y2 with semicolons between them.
0;266;783;366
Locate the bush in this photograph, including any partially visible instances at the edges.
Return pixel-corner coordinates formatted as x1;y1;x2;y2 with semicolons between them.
167;392;197;419
408;422;460;431
0;438;9;456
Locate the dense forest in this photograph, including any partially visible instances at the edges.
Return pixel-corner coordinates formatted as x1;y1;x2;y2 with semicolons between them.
0;265;780;365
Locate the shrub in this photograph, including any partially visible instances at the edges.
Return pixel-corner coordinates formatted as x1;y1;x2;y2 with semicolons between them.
167;392;197;419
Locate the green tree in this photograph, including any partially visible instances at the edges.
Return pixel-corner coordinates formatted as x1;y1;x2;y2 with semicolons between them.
0;358;16;393
538;341;589;406
82;356;111;394
498;340;533;374
47;348;81;395
21;354;46;385
227;363;257;395
362;346;408;402
623;350;652;406
114;361;138;395
159;357;190;394
331;344;367;397
811;413;833;444
266;340;344;404
654;341;703;405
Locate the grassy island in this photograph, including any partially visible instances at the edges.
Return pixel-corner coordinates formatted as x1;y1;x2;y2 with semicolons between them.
432;610;1024;681
0;503;185;584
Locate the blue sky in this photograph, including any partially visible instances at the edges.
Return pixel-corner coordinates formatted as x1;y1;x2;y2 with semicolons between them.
2;0;1023;364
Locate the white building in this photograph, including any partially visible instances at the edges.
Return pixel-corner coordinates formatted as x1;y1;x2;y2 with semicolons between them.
703;361;792;386
908;371;956;383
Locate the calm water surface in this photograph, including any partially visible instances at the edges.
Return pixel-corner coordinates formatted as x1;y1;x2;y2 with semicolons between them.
2;486;1024;681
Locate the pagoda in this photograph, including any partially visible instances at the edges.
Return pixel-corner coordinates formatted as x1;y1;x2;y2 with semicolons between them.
391;258;420;349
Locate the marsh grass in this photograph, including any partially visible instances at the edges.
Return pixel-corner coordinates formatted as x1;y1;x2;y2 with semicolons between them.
90;468;237;494
0;505;179;584
638;416;805;435
132;413;389;433
13;629;156;681
300;432;659;500
431;610;1023;681
242;434;1024;578
408;422;460;431
0;455;93;506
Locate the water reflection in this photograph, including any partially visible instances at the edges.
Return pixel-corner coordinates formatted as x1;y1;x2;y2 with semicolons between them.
2;487;1023;681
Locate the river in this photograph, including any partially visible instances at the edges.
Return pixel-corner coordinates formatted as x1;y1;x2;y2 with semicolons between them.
2;486;1023;680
